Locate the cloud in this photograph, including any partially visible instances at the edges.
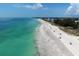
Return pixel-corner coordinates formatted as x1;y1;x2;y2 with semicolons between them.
65;3;79;16
14;3;47;10
25;3;43;10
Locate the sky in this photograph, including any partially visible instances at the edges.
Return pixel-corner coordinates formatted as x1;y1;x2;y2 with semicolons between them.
0;3;78;17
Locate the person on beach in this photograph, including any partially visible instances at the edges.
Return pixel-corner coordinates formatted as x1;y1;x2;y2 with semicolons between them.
70;42;72;45
60;33;62;35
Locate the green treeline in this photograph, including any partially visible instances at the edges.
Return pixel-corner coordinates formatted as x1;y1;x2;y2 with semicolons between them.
53;18;79;29
40;17;79;29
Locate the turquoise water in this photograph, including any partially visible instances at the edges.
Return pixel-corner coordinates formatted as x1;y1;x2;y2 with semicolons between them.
0;18;38;56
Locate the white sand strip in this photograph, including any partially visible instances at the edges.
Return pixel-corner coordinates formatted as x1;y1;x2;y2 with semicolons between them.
35;19;73;56
45;20;79;56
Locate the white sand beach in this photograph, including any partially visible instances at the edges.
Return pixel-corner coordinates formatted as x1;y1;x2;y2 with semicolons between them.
36;19;79;56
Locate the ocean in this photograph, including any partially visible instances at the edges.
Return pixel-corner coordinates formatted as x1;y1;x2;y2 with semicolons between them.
0;18;38;56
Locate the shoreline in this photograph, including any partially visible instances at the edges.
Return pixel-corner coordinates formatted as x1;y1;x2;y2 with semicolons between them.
35;19;74;56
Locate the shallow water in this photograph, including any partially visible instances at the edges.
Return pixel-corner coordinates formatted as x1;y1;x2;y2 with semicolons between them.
0;18;38;56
